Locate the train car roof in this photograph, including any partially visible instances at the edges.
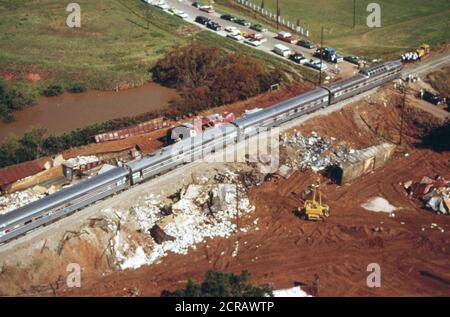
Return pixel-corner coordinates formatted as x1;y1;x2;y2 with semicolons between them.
323;74;367;93
127;123;237;172
359;60;402;77
234;87;329;128
0;166;129;227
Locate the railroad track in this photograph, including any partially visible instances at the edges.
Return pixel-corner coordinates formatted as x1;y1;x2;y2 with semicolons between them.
0;56;448;247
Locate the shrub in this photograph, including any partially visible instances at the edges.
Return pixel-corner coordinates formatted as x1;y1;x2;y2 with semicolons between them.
68;82;87;93
161;270;273;297
43;84;64;97
151;43;284;115
0;78;37;121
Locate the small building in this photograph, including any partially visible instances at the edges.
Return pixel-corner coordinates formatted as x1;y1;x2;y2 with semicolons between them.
0;159;47;192
330;143;396;185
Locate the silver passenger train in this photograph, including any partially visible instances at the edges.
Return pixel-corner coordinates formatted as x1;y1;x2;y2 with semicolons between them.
0;60;402;244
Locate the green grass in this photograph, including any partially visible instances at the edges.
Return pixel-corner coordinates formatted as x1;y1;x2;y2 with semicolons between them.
215;0;450;59
0;0;185;90
194;31;318;82
0;0;305;90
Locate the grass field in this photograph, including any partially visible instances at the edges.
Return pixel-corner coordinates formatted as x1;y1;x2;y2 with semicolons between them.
215;0;449;58
0;0;188;89
0;0;304;91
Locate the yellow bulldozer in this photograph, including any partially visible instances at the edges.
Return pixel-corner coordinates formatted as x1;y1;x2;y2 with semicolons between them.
416;44;430;60
297;178;330;221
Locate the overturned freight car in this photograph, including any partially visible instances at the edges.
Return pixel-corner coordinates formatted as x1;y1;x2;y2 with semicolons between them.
330;143;396;185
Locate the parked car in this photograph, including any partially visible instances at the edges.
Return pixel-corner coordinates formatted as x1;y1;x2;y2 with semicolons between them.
250;24;267;32
206;21;221;31
305;58;328;71
297;39;316;49
227;33;245;41
245;33;267;43
273;44;291;57
235;18;251;27
156;2;170;10
225;26;239;34
289;53;307;64
344;55;362;65
221;14;236;22
275;31;297;44
192;2;203;8
419;90;446;106
195;16;210;25
244;38;262;47
314;47;343;63
200;5;214;13
173;10;188;19
333;54;344;63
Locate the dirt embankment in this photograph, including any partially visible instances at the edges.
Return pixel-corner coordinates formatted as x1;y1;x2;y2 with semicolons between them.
1;83;449;297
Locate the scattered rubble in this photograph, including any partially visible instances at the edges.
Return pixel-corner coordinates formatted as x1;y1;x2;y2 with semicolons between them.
403;176;449;214
66;155;99;168
149;224;175;244
280;131;355;172
104;169;256;270
0;188;46;215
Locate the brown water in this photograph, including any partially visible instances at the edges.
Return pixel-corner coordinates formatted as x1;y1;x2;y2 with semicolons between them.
0;83;178;140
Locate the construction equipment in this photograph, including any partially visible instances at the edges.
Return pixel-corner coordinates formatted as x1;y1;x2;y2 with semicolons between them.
297;178;330;221
416;44;430;60
401;44;430;63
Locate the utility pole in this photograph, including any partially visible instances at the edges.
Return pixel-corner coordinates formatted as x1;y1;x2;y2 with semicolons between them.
318;26;324;86
353;0;356;28
146;4;149;30
399;83;407;145
276;0;280;30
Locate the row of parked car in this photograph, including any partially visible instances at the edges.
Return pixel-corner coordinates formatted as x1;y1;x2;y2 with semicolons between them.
149;1;190;19
189;2;363;72
220;14;268;32
195;15;267;47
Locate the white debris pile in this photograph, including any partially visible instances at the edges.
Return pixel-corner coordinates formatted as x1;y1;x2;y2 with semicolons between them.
66;155;98;168
362;197;397;214
106;178;256;270
281;131;355;172
0;188;46;215
272;286;312;297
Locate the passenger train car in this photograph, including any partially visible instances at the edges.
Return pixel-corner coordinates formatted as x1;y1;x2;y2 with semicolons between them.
0;60;402;244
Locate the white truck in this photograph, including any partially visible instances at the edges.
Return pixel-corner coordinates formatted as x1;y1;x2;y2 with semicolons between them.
273;44;291;57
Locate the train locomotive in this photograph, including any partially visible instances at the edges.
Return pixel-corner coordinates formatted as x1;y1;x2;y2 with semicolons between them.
0;60;402;244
